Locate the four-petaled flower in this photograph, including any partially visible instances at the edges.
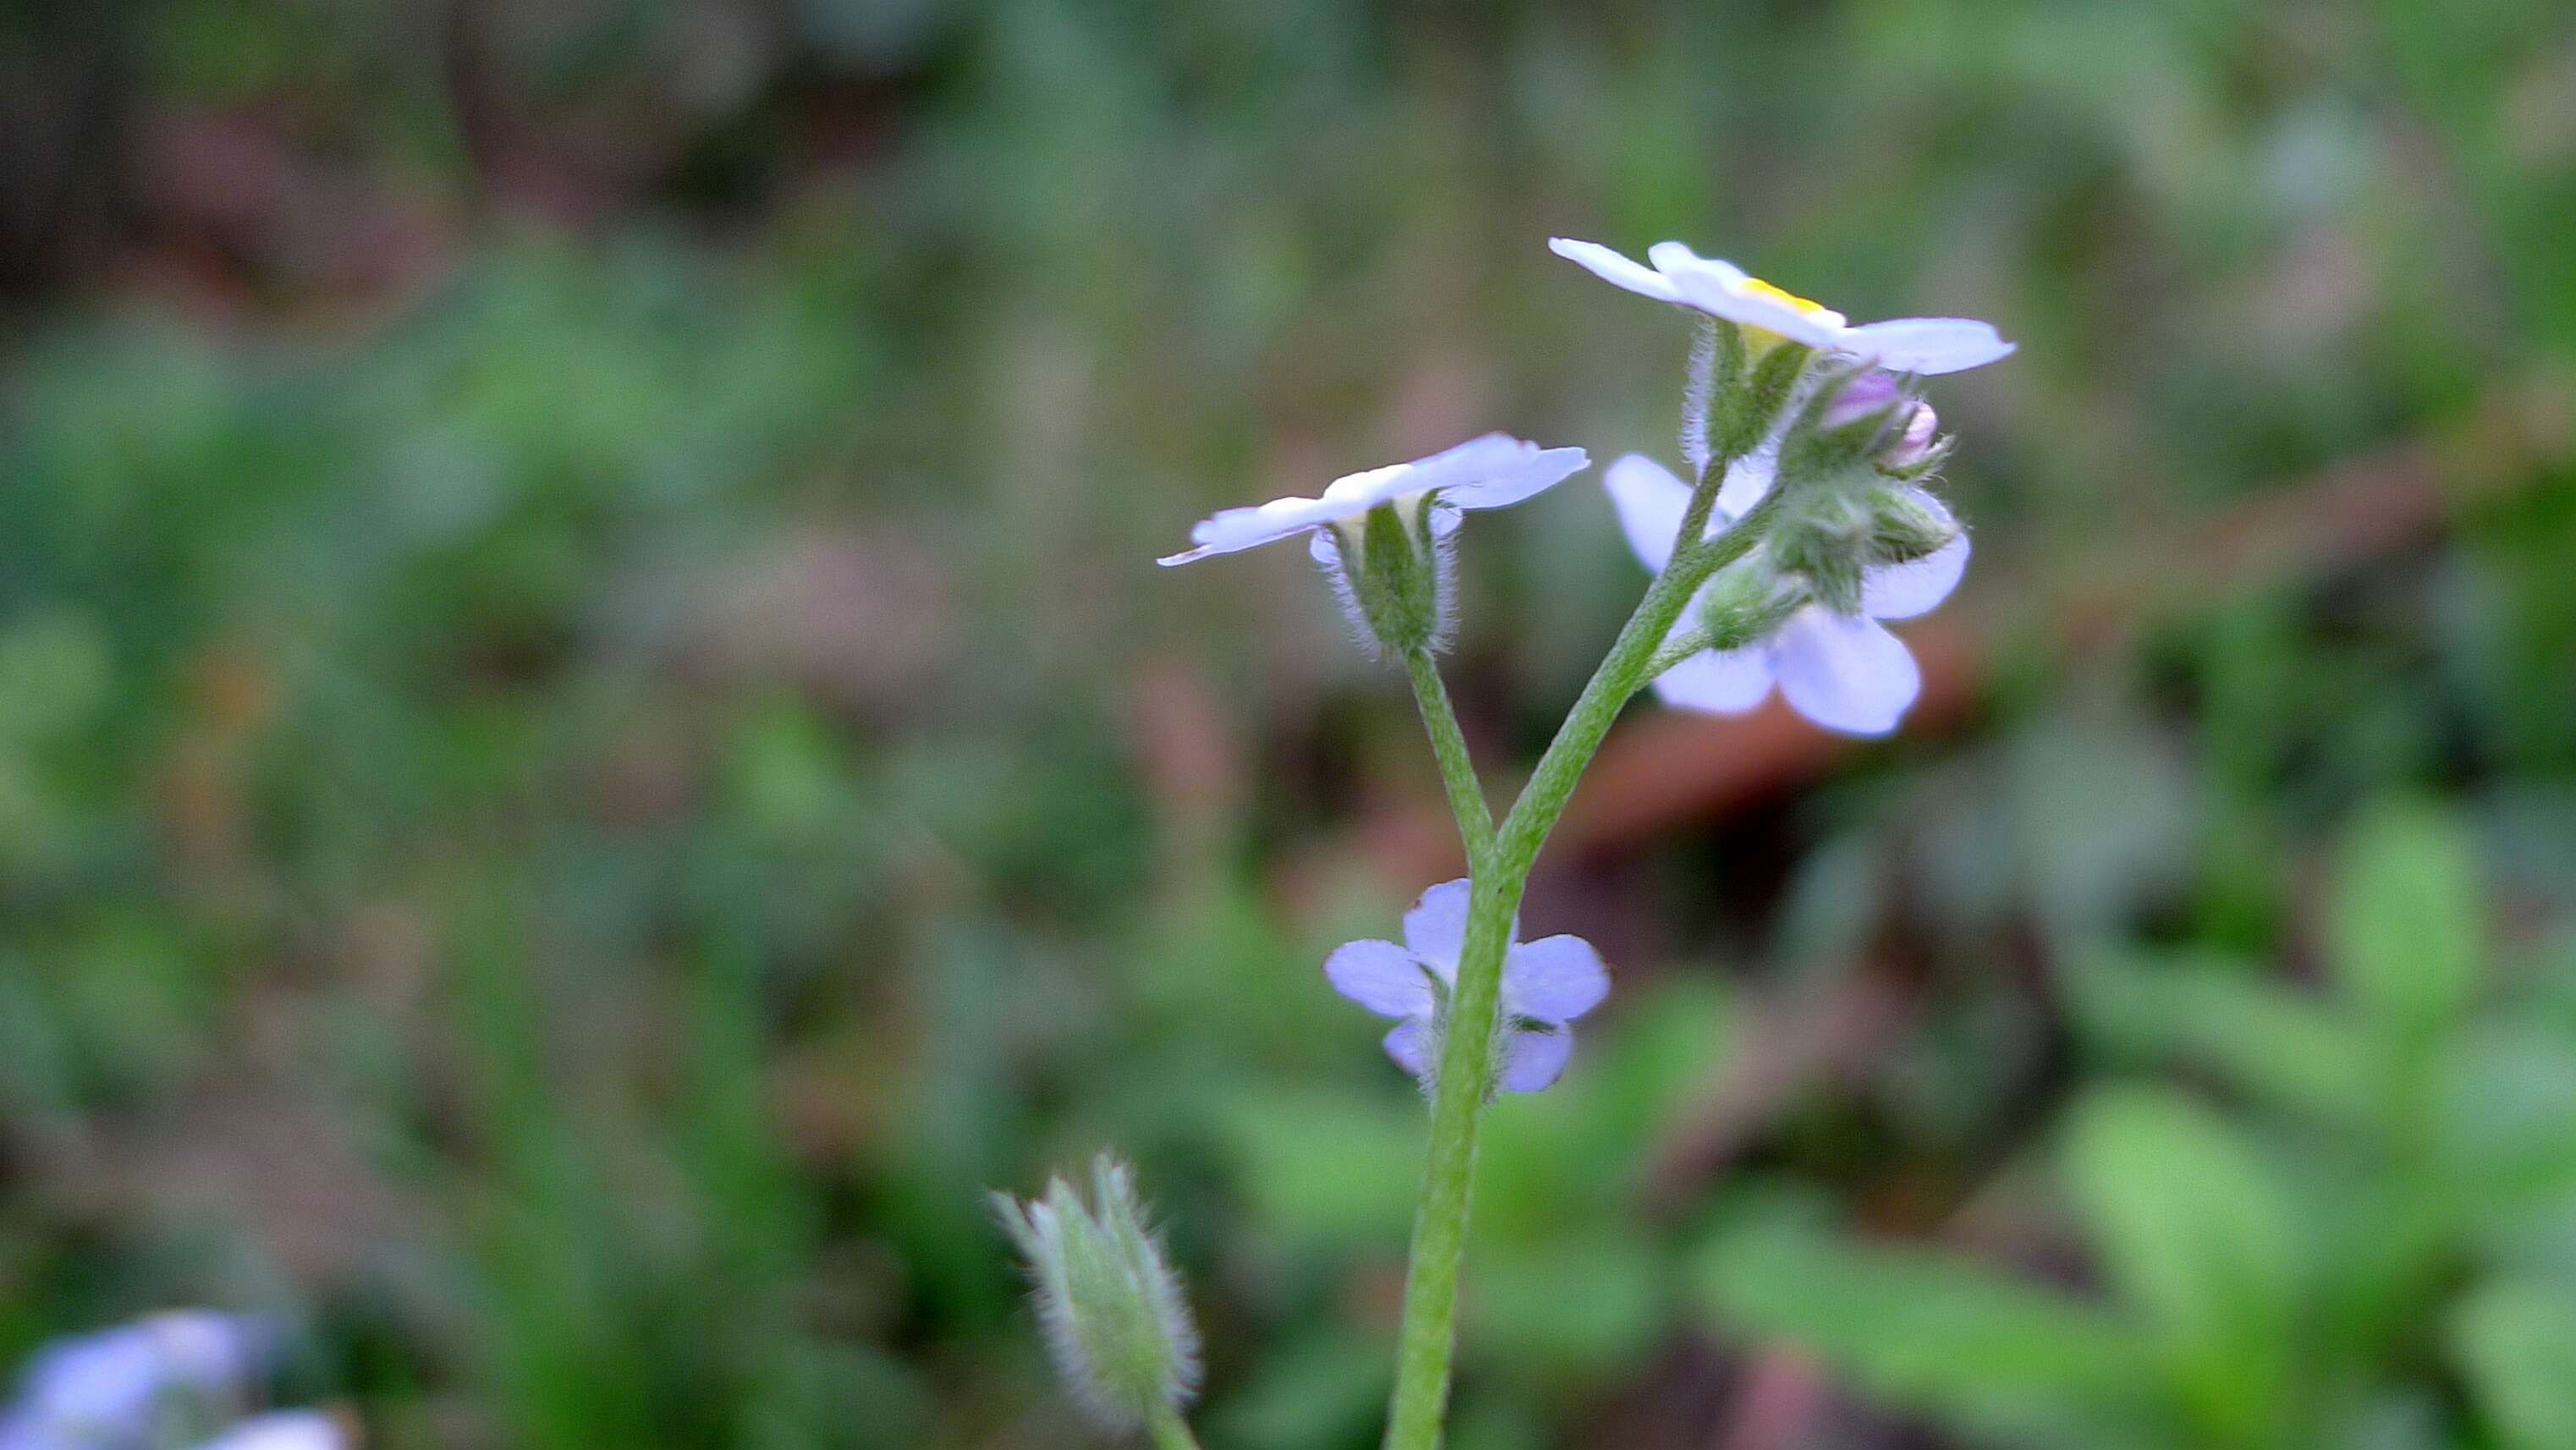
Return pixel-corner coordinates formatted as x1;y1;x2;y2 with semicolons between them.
1156;434;1588;567
1548;238;2014;375
1325;879;1608;1092
1606;453;1966;735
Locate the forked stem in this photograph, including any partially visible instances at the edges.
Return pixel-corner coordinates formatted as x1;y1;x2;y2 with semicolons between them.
1379;467;1775;1450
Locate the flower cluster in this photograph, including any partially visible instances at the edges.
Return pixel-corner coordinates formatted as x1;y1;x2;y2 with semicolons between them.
1554;237;2009;735
1156;235;2013;1094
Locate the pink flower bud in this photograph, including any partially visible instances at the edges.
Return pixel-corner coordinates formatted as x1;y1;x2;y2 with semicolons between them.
1887;401;1939;468
1821;370;1903;431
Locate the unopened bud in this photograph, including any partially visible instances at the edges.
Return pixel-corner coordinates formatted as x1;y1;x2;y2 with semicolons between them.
1886;402;1939;470
1866;486;1960;564
993;1155;1201;1433
1697;557;1806;651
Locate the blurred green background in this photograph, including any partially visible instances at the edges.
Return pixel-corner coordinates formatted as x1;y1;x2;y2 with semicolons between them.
4;1;2576;1447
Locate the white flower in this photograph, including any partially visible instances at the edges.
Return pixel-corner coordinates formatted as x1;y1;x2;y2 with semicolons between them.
1157;434;1588;566
1324;879;1609;1094
188;1414;347;1450
1548;239;2014;375
1604;454;1966;736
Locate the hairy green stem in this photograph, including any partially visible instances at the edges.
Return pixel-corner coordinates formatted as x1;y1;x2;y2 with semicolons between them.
1403;648;1495;868
1146;1403;1205;1450
1380;471;1776;1450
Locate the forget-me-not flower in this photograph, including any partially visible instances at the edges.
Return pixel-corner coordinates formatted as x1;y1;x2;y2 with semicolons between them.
1604;453;1966;735
0;1311;272;1450
1548;238;2014;375
1325;879;1608;1093
1156;434;1587;567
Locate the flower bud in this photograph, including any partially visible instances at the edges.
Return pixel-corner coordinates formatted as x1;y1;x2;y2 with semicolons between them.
993;1155;1201;1433
1311;497;1455;657
1812;367;1942;477
1865;486;1960;564
1696;556;1806;651
1819;369;1904;431
1887;401;1939;470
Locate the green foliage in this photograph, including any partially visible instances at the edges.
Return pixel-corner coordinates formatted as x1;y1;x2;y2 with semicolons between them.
3;0;2573;1446
1705;803;2576;1450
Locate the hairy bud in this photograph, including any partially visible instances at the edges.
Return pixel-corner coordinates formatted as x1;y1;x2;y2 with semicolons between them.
1697;557;1807;651
993;1156;1201;1433
1865;486;1959;565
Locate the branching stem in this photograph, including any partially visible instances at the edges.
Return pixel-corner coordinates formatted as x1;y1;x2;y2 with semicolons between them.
1379;461;1777;1450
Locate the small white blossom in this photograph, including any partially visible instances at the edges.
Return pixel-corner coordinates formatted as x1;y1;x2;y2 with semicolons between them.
1605;453;1966;736
1549;238;2014;375
1156;434;1588;566
1324;879;1609;1094
187;1414;346;1450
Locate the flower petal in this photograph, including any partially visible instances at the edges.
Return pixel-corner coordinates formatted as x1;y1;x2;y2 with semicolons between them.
1324;938;1434;1019
1400;878;1474;978
1651;644;1775;715
1842;317;2014;376
1712;450;1777;518
1503;935;1609;1024
1497;1026;1574;1093
1648;244;1848;346
1157;495;1346;565
1771;607;1921;735
1439;445;1590;510
1860;491;1969;620
1602;453;1693;573
1547;238;1684;305
1383;1019;1431;1078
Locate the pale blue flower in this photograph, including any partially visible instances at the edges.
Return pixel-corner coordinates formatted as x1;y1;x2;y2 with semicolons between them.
1325;879;1609;1093
0;1312;270;1450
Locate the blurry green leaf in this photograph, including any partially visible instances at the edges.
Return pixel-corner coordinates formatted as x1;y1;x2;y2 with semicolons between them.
1468;1233;1661;1378
0;609;113;743
2328;802;2485;1035
2451;1281;2576;1450
1208;1326;1391;1450
1477;980;1734;1239
2430;1023;2576;1213
1217;1087;1421;1243
1697;1222;2156;1431
2060;1086;2300;1409
2070;948;2377;1126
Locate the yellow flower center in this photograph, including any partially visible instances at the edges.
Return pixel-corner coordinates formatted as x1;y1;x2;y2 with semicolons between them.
1739;276;1832;316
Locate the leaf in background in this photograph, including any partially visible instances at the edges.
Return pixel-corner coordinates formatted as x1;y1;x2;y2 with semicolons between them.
1215;1086;1423;1244
2069;947;2377;1127
1467;1233;1662;1381
1206;1326;1392;1450
1696;1221;2160;1438
2060;1085;2301;1435
2327;801;2485;1038
2450;1280;2576;1450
